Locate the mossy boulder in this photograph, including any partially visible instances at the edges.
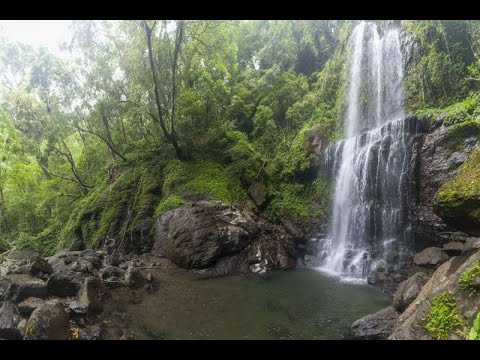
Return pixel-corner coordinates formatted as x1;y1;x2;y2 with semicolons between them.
3;274;47;303
393;272;430;312
24;301;71;340
435;147;480;235
351;306;400;340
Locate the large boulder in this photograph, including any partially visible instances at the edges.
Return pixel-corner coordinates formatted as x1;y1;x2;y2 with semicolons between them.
413;247;449;268
78;323;102;340
392;272;430;312
152;201;258;269
100;266;125;280
350;306;400;340
442;241;464;256
47;271;83;297
0;301;22;340
24;301;71;340
28;257;53;275
3;274;47;303
125;266;145;289
17;297;45;316
76;277;103;314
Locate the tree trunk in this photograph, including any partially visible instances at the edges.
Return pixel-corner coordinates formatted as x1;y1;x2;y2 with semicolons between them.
142;20;186;161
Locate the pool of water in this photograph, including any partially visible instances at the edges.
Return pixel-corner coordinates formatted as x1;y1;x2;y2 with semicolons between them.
101;268;391;340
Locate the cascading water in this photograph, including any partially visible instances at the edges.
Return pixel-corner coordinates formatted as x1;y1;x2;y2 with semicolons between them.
317;21;411;282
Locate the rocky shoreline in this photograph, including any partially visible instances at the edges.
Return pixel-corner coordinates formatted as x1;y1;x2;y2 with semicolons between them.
0;247;165;340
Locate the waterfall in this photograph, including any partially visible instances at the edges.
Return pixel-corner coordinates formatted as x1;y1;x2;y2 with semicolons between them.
317;21;410;282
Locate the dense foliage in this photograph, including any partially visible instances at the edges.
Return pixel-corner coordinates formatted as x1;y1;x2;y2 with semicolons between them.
0;20;480;254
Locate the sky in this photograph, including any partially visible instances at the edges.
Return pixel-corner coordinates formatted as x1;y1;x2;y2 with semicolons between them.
0;20;74;58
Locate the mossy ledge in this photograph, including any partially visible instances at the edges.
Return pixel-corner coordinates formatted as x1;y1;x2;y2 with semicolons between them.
435;146;480;233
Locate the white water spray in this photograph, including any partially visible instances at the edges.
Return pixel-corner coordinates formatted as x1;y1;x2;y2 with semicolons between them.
317;22;408;282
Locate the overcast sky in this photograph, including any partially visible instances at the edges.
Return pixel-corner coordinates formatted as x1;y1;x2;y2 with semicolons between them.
0;20;74;58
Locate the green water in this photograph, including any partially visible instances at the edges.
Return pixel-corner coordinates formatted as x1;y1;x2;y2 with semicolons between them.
102;268;391;340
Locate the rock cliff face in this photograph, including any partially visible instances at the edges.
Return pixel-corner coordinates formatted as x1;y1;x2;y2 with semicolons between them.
409;118;479;248
350;115;480;340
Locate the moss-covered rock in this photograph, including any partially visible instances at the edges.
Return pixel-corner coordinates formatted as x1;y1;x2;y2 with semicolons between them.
162;159;247;203
24;301;71;340
442;120;480;152
435;147;480;234
422;292;465;340
154;195;186;217
459;261;480;297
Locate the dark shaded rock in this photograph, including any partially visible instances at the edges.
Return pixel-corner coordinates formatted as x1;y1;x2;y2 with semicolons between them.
12;265;31;275
442;241;464;256
68;239;85;251
78;323;102;340
192;254;250;278
69;260;95;274
3;274;47;303
29;256;53;275
438;231;471;244
409;123;475;250
105;252;122;267
17;297;45;316
0;301;22;340
413;247;449;268
464;237;480;252
351;306;399;340
80;249;100;258
125;266;145;289
100;266;125;280
47;257;69;274
306;123;329;156
152;201;258;269
367;271;387;286
77;277;103;314
24;301;70;340
392;272;429;312
83;256;102;270
281;218;305;240
47;271;83;297
248;182;268;207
